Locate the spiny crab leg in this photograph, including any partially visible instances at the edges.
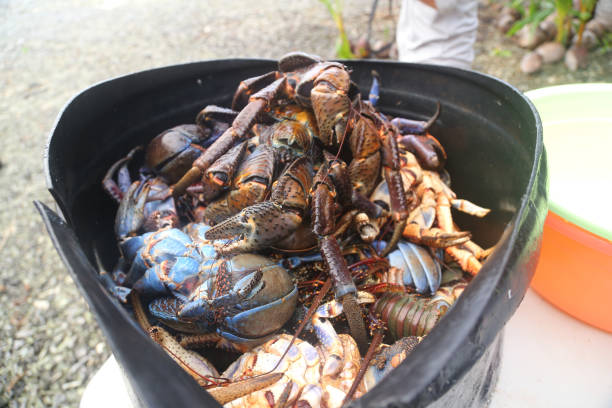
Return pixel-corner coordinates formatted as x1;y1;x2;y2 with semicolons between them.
311;163;370;353
379;122;410;257
171;74;287;196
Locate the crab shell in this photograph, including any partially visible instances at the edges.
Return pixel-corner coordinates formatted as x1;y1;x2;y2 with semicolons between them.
221;333;364;408
147;251;298;348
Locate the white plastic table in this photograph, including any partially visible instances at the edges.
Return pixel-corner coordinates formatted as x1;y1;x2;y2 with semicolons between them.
80;289;612;408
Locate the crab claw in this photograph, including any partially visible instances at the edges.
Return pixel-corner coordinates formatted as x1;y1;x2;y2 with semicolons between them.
178;269;265;320
205;201;302;255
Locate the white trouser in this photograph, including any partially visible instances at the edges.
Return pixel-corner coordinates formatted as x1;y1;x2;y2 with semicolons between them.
396;0;478;69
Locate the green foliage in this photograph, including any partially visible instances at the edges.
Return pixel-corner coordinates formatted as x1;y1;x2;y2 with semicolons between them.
490;47;513;57
503;0;603;46
318;0;356;59
596;32;612;54
573;0;598;45
506;0;554;37
555;0;573;45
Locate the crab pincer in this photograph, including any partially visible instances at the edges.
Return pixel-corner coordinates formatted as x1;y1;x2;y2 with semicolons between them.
204;157;311;255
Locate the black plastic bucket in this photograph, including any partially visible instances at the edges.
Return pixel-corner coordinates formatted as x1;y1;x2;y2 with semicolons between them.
37;59;547;408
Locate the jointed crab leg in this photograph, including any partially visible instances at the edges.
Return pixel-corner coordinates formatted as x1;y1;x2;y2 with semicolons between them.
343;312;385;405
231;71;283;111
311;162;370;352
148;326;283;404
378;120;410;257
172;75;288;196
102;145;143;202
208;373;284;405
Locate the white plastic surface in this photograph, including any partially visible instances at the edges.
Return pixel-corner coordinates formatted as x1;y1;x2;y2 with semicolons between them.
80;290;612;407
490;289;612;408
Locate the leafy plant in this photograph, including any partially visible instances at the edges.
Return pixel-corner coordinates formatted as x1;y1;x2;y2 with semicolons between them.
554;0;573;45
319;0;356;59
596;32;612;54
506;0;555;37
573;0;598;45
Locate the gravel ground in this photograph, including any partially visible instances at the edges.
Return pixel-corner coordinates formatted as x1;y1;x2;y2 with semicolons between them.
1;0;610;406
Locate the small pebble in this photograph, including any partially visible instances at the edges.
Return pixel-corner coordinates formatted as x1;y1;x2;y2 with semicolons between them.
565;45;589;71
497;14;516;33
62;380;83;391
33;299;50;310
95;342;106;354
15;328;34;339
520;52;543;74
535;42;565;64
516;26;546;49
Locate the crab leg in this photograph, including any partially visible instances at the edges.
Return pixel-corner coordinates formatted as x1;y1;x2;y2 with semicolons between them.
147;325;282;404
392;103;447;171
198;141;247;203
435;195;487;275
311;291;375;377
148;325;221;387
201;144;276;225
343;312;385;405
379;123;410;257
102;145;143;203
171;74;287;196
311;163;370;352
391;102;441;135
231;71;284;111
451;198;491;218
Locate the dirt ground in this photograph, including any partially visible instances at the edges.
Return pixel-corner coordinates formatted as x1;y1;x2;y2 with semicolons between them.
473;3;612;92
0;0;610;406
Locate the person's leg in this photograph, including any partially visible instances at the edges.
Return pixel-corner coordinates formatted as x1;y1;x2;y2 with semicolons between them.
396;0;478;69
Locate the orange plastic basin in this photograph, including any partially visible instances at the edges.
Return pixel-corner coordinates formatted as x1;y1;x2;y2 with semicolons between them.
533;212;612;332
527;84;612;332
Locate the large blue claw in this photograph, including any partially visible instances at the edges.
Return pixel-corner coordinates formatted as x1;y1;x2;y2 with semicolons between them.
148;297;212;333
178;268;264;320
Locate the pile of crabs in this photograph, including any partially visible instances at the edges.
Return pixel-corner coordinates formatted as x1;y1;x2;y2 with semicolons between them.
101;52;492;408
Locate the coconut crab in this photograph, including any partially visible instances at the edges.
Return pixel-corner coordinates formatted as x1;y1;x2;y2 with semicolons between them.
99;203;298;351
